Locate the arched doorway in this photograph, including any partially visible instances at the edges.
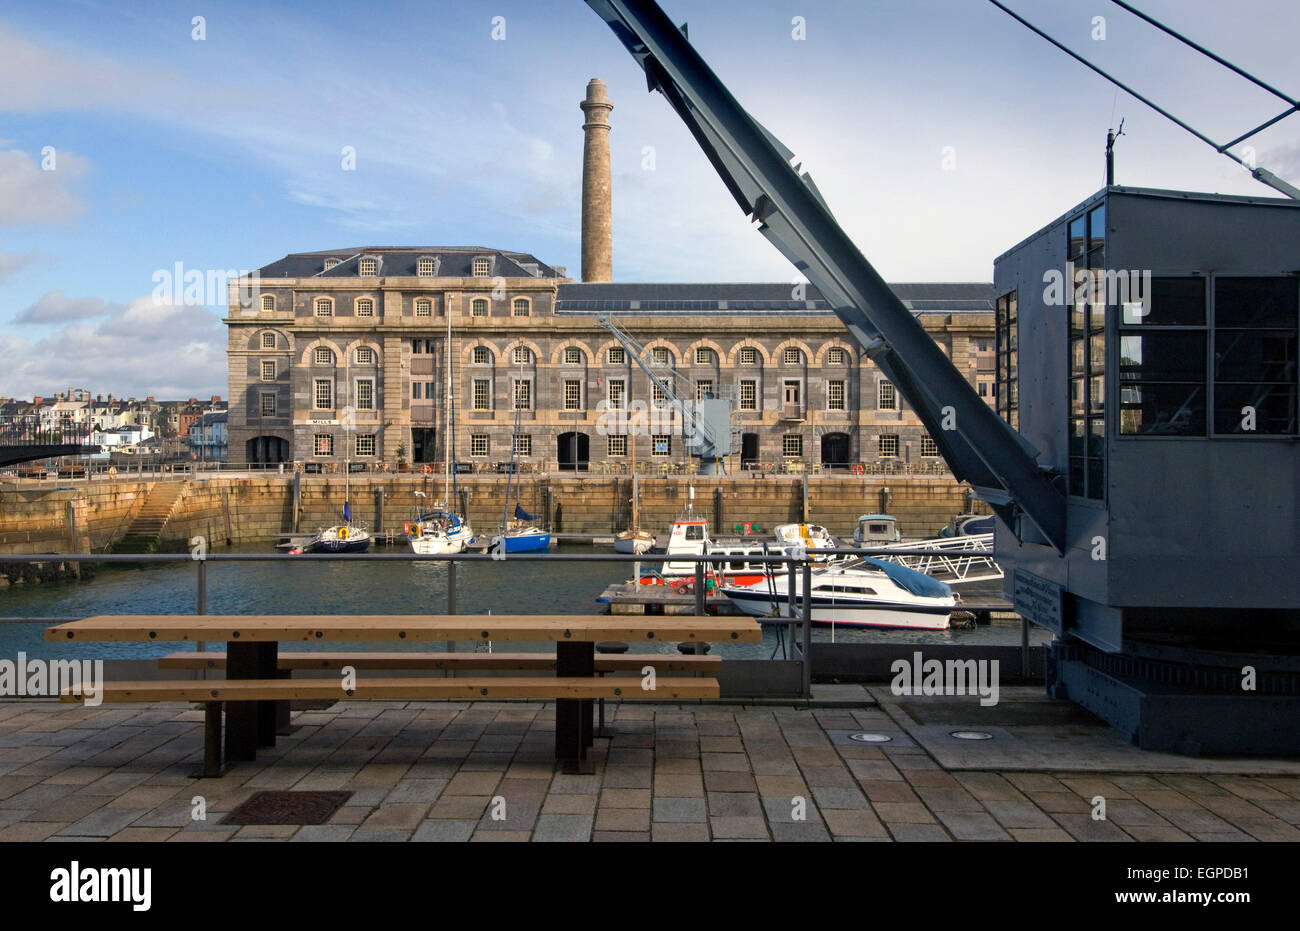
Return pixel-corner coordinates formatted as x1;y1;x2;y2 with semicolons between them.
246;436;289;464
820;432;851;469
557;432;589;471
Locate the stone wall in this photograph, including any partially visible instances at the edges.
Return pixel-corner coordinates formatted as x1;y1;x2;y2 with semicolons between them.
0;473;984;555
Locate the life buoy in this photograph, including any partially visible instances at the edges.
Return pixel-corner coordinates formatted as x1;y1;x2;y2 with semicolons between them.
107;466;117;476
338;527;348;540
851;463;864;475
403;522;416;536
420;464;433;475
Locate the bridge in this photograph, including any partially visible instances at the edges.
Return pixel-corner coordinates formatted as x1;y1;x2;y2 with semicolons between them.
0;416;99;468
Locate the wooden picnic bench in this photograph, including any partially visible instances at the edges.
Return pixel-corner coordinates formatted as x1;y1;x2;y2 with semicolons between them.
45;614;760;776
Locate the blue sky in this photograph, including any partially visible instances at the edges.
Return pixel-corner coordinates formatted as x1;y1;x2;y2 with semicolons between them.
2;0;1297;398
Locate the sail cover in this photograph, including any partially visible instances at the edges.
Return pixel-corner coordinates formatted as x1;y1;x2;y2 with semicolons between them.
514;502;536;521
343;501;352;522
863;557;953;599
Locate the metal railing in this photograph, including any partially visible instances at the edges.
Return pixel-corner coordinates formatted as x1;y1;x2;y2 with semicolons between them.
0;415;94;448
0;546;1032;693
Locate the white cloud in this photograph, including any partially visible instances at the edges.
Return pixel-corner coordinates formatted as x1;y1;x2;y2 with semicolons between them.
14;288;117;324
0;147;91;226
0;248;40;282
0;295;225;399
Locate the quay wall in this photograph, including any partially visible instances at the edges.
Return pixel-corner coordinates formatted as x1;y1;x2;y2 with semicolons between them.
0;474;983;555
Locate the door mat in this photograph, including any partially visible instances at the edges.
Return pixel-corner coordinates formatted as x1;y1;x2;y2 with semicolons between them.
220;790;353;825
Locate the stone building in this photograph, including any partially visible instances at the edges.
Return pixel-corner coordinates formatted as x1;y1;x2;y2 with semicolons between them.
224;78;995;470
223;255;994;470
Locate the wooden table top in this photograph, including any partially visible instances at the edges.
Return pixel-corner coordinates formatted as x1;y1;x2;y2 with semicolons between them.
45;614;763;644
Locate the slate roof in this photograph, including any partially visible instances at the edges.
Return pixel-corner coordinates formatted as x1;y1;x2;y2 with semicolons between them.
256;247;563;280
554;282;994;315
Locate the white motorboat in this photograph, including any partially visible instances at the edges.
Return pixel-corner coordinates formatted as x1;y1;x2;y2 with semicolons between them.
720;558;956;630
614;529;655;554
853;514;901;545
773;522;839;552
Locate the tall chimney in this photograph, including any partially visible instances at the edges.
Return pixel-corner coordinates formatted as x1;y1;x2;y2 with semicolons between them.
580;78;613;283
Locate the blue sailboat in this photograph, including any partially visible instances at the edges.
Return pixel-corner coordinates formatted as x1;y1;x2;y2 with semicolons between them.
489;365;551;554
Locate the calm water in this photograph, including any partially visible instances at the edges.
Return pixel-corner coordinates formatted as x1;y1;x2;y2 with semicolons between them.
0;543;1046;659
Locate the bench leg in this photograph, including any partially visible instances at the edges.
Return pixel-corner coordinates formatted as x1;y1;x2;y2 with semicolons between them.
224;641;279;761
276;669;295;736
555;641;594;774
195;701;225;778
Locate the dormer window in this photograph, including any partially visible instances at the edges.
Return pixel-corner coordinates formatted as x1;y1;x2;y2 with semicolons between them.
415;298;433;317
358;257;378;276
472;257;491;278
323;258;341;271
260;294;275;312
417;257;436;277
314;298;333;317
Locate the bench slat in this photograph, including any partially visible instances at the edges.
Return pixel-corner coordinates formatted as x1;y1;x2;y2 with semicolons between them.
60;677;719;703
156;651;722;673
45;614;761;644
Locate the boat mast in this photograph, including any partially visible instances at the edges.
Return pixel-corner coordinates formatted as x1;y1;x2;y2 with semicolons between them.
502;357;523;531
442;311;452;509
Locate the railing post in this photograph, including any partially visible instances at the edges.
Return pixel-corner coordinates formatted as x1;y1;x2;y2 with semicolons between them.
446;558;457;657
694;560;705;615
801;558;813;700
1021;614;1030;677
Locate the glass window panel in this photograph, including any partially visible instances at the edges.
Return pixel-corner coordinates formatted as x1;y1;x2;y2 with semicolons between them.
1070;378;1085;416
1215;330;1297;382
1213;383;1298;435
1118;383;1206;436
1123;277;1205;326
1070;302;1086;337
1118;333;1206;382
1070;339;1085;374
1068;458;1085;496
1087;417;1106;457
1087;455;1105;501
1068;216;1086;260
1088;205;1105;248
1069;417;1085;457
1214;277;1298;328
1090;333;1106;370
1089;374;1106;414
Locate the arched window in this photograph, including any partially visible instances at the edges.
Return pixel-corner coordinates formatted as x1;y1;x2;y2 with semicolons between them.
472;298;488;317
472;346;492;365
314;347;334;365
513;346;532;364
512;297;530;317
564;347;582;365
260;294;275;312
314;297;333;317
355;298;374;317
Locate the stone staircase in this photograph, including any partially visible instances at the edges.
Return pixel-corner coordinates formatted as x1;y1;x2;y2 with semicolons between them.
110;481;188;553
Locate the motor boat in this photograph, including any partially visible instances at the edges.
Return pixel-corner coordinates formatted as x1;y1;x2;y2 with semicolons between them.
613;529;655;554
773;522;839;552
720;558;956;630
853;513;901;545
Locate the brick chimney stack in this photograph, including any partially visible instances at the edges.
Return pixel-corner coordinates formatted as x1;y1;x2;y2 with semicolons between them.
580;78;613;283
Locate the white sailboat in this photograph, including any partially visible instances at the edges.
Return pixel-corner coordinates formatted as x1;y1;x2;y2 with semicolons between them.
410;313;472;555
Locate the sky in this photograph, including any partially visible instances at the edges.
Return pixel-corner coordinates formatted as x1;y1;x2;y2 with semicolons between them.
1;0;1297;399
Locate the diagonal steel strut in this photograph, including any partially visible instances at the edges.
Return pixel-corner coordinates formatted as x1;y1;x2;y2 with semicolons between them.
585;0;1067;552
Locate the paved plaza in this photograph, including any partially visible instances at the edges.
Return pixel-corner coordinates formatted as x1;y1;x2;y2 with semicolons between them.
2;690;1299;842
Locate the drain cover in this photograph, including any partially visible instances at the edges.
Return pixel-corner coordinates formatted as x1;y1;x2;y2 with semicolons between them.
849;733;892;743
950;730;993;740
221;790;353;825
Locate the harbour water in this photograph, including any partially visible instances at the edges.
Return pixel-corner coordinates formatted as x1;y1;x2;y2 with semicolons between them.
0;543;1047;660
